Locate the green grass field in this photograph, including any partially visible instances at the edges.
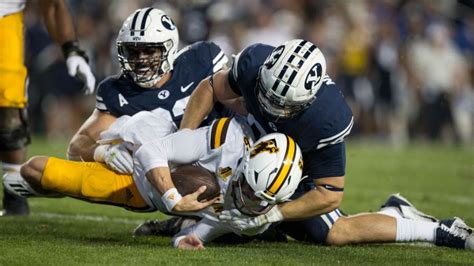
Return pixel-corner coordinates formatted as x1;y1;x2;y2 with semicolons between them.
1;137;473;265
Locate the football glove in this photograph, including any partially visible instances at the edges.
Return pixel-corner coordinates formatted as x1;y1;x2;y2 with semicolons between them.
62;41;96;95
94;144;133;174
219;206;284;231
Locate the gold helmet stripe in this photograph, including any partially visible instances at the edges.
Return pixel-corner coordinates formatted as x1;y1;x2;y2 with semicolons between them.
265;135;297;196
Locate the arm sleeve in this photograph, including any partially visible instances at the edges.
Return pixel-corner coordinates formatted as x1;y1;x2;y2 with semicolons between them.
134;127;209;173
172;218;232;246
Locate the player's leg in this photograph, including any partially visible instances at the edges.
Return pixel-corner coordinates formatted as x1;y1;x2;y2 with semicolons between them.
327;212;473;249
0;11;30;216
275;208;344;244
0;109;31;216
19;157;153;211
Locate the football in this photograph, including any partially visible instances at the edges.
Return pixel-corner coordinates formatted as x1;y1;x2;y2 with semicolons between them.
171;165;220;201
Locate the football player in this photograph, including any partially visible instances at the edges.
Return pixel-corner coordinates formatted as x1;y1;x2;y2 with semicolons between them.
1;0;95;216
67;7;233;172
5;111;305;223
172;39;473;249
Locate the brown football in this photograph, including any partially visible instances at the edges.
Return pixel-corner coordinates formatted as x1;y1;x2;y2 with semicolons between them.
171;165;220;201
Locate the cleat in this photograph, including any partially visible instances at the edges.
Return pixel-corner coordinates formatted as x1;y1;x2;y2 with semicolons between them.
133;217;198;237
2;171;61;198
380;193;438;222
435;217;473;250
3;171;39;198
1;187;30;216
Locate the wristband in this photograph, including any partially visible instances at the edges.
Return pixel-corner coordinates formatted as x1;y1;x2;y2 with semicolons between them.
61;41;89;62
162;188;183;212
93;144;109;162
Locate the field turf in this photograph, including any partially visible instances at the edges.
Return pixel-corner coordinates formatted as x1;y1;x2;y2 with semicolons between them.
1;137;473;265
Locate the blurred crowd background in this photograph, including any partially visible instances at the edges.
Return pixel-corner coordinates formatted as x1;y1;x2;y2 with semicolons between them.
23;0;473;146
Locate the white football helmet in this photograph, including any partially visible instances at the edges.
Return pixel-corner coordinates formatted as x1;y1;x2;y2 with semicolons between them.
117;8;179;88
232;133;304;216
257;39;327;120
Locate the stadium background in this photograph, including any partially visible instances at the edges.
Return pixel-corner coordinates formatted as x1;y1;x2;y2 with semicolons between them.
1;0;473;264
24;0;473;145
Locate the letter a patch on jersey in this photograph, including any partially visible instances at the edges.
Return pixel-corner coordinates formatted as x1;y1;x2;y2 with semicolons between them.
118;93;129;107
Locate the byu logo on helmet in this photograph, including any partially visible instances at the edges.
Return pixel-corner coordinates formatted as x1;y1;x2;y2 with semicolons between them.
161;15;175;30
305;63;323;90
264;45;284;69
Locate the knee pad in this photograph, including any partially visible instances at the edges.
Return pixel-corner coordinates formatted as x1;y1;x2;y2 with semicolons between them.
0;108;30;151
277;208;345;244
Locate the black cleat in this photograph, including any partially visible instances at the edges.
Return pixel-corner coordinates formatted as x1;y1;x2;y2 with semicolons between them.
133;217;198;237
1;187;30;216
435;217;473;250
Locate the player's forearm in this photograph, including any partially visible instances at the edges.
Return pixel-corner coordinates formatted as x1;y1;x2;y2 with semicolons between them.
39;0;76;45
146;167;174;195
180;77;215;130
146;167;185;212
67;134;98;161
173;218;228;247
279;188;343;220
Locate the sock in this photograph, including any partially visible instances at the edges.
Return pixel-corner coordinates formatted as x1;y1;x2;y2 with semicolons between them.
396;217;438;242
2;163;22;172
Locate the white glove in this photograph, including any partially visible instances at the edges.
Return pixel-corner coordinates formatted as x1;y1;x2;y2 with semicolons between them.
219;206;284;231
94;144;133;174
66;54;96;95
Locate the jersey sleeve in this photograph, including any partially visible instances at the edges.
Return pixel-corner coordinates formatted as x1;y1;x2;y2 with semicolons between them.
303;142;346;179
208;117;233;150
207;41;228;73
228;44;274;96
95;78;113;112
134;127;209;173
189;41;228;74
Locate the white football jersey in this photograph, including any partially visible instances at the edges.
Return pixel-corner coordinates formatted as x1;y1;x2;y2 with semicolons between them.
102;113;269;241
0;0;26;17
133;117;248;214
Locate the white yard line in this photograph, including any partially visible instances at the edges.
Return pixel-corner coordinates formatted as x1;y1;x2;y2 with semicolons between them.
32;212;145;225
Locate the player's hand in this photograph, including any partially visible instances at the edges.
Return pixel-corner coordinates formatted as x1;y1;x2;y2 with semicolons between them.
104;144;133;174
173;186;219;212
66;54;96;95
219;206;284;231
94;144;133;174
177;234;204;250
